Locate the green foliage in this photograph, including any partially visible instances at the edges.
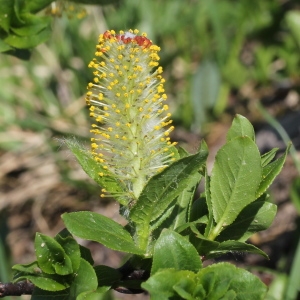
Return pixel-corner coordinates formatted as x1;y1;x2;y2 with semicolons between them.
143;263;267;300
11;115;289;298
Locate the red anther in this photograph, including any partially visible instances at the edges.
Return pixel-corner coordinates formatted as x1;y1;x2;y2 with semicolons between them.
103;30;112;39
134;36;152;48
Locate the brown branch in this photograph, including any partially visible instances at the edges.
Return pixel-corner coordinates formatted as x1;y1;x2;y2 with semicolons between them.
0;281;34;297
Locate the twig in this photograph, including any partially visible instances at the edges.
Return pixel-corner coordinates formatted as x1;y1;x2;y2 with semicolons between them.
0;281;34;297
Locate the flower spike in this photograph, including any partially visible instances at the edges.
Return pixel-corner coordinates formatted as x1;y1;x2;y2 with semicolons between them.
86;30;177;201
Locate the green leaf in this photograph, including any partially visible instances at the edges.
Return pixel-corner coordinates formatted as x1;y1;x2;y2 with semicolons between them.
62;211;143;255
151;229;202;275
69;258;98;299
210;136;262;228
30;259;98;299
13;261;41;276
216;201;277;242
35;233;73;275
94;265;122;288
130;142;208;225
256;145;290;198
226;114;255;142
13;261;70;292
189;233;220;257
206;240;268;259
204;172;214;238
23;0;53;13
79;245;94;266
4;27;51;49
54;230;81;273
32;287;70;300
77;288;111;300
173;277;199;299
0;38;13;52
261;148;278;167
21;275;68;292
197;263;267;299
0;0;14;32
142;269;196;300
11;15;50;36
64;138;128;205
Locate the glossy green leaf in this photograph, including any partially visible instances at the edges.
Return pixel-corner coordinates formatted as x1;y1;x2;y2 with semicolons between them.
151;229;202;275
62;211;143;255
54;230;81;273
20;275;68;292
69;258;98;299
35;233;73;275
216;201;277;242
142;269;195;300
144;262;267;300
130;142;208;225
206;240;268;259
256;145;290;198
64;138;128;205
210;136;262;227
13;261;70;292
4;27;51;49
172;277;198;300
13;261;41;276
226;114;255;142
197;263;267;299
261;148;278;167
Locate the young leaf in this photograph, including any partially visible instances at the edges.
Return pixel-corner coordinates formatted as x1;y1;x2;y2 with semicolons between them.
35;233;73;275
151;229;202;275
142;269;196;300
206;240;268;259
4;28;51;49
256;145;290;198
54;230;81;273
69;258;98;299
210;136;262;232
0;0;14;32
130;142;208;225
20;276;68;292
189;233;220;257
13;262;70;292
226;114;255;142
62;211;143;255
196;262;267;299
261;148;279;167
64;137;128;205
24;0;53;13
216;200;277;242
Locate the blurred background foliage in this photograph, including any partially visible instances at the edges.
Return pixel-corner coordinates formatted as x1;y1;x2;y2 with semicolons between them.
1;0;300;299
